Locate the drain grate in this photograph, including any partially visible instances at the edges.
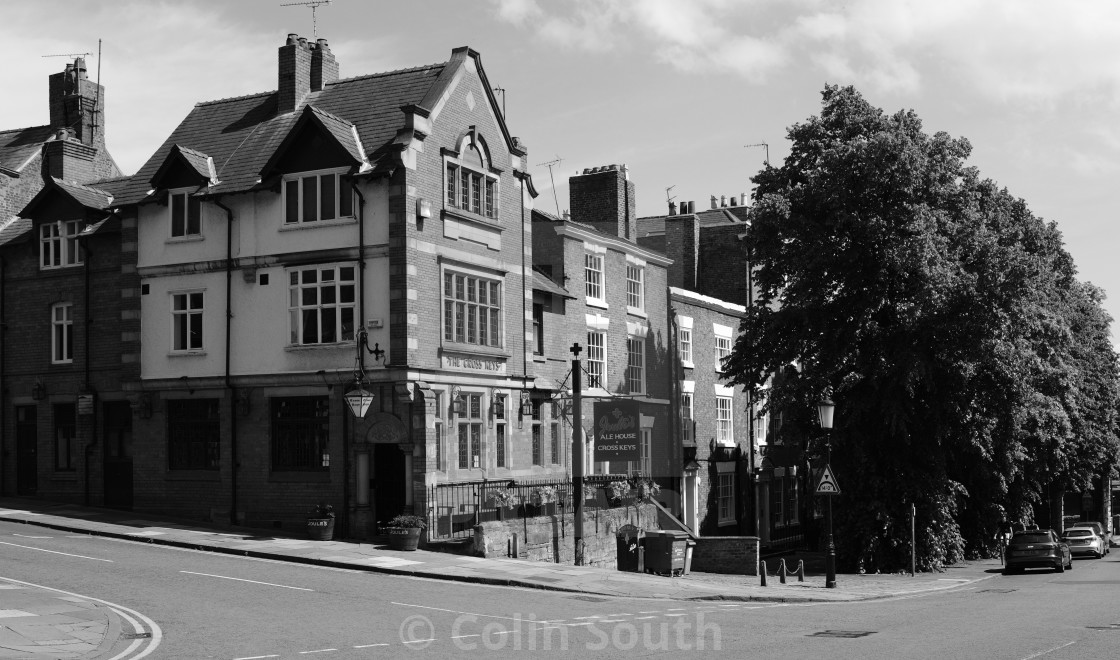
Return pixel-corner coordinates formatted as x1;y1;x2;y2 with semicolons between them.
978;588;1017;593
809;630;875;638
566;595;609;603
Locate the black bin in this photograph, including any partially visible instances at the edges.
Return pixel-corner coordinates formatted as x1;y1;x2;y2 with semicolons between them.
645;530;690;576
616;524;644;572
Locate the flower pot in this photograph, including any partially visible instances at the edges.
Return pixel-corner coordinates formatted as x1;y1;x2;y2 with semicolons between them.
307;517;335;541
387;526;422;551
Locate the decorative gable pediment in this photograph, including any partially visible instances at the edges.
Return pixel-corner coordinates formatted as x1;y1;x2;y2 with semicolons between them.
20;177;113;221
150;144;218;191
259;104;369;178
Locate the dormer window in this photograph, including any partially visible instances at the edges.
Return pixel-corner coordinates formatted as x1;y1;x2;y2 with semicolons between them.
283;169;354;224
444;135;498;220
40;220;83;269
170;190;201;238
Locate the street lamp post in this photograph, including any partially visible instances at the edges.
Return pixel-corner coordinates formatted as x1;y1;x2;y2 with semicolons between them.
817;396;836;589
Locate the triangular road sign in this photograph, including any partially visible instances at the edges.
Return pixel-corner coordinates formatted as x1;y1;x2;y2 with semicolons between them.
816;465;840;495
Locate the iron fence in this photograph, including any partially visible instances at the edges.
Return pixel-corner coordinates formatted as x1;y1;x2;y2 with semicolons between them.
426;474;639;541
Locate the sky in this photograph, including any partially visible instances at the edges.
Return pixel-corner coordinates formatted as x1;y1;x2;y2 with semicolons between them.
2;0;1118;340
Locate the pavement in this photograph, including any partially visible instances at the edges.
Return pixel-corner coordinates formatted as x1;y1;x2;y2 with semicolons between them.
0;497;1000;657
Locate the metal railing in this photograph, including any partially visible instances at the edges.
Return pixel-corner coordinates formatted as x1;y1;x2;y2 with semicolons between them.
426;474;637;541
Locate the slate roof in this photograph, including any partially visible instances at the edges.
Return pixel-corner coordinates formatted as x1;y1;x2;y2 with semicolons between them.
52;178;116;210
112;62;447;206
532;267;573;299
0;125;54;175
635;207;749;238
0;218;31;247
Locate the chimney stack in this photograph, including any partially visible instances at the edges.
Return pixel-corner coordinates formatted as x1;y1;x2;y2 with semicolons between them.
710;195;717;210
311;38;339;91
569;164;637;240
278;33;313;114
48;56;104;148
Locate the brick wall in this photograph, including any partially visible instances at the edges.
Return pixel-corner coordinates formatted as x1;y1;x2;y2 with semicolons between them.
690;536;759;575
472;502;659;568
697;225;748;306
569;165;636;241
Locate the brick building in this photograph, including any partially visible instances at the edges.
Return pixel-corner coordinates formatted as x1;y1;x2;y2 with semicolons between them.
0;57;127;503
532;165;674;504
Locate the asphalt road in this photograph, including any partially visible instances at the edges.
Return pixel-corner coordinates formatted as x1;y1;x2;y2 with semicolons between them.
1;518;1118;658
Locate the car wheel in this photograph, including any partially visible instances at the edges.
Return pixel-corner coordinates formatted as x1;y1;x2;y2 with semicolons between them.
1067;557;1073;570
1055;561;1065;573
1096;551;1104;559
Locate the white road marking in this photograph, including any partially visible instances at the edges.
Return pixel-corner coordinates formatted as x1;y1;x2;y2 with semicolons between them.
233;656;280;659
0;576;163;659
12;534;50;538
180;571;313;591
353;643;389;648
0;540;113;562
638;610;660;614
390;601;538;624
450;635;480;640
402;638;435;644
635;616;657;620
1021;641;1076;660
566;622;595;627
298;649;337;654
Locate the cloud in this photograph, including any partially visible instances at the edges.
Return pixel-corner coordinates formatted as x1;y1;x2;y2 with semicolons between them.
490;0;1120;103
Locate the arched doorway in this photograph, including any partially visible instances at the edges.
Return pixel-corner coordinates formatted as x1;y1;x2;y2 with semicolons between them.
364;413;410;530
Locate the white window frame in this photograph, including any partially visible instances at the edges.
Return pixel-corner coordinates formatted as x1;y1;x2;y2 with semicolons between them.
288;263;357;346
40;220;83;269
585;251;604;305
51;302;73;364
625;263;644;312
716;395;734;446
282;168;355;225
626;336;645;394
442;267;503;348
679;328;693;368
169;189;202;238
586;330;605;388
456;392;483;470
717;466;736;525
444;142;499;220
170;291;204;352
714;323;733;372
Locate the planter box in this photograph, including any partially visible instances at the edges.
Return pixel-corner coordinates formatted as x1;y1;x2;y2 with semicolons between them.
307;518;335;541
388;527;422;551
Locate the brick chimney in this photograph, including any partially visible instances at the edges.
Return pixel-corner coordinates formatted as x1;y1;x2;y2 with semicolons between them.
568;164;636;240
310;38;338;91
278;33;313;114
48;57;104;148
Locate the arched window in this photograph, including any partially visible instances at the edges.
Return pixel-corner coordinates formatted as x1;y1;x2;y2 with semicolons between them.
445;134;499;219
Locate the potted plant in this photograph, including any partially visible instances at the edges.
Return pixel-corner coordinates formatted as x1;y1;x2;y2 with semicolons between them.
527;485;558;515
386;513;426;551
487;488;519;520
583;483;599;502
635;478;661;501
607;480;632;506
307;503;335;541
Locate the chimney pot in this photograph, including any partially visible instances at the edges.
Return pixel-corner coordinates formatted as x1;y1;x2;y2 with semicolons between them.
741;193;747;206
287;33;299;45
317;38;330;51
711;195;717;209
669;201;677;215
721;195;727;207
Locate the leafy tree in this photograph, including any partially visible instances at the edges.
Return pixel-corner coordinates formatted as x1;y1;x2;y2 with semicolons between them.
727;85;1119;571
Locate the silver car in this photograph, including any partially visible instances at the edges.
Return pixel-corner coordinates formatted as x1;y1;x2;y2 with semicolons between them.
1067;523;1109;555
1063;528;1105;558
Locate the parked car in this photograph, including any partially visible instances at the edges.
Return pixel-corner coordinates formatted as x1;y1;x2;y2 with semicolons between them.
1063;528;1105;558
1004;529;1072;574
1067;523;1109;554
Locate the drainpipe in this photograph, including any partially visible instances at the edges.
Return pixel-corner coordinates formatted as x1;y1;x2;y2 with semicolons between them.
520;175;528;383
213;198;238;526
82;231;98;506
347;182;366;539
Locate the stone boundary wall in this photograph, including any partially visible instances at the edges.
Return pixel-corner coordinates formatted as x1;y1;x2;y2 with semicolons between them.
690;536;759;575
473;503;659;569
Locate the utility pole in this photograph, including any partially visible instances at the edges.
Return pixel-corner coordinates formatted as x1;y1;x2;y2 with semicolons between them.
538;156;563;217
571;342;585;565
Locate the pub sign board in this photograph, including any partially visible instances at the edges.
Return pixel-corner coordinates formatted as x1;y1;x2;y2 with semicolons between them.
593;399;640;462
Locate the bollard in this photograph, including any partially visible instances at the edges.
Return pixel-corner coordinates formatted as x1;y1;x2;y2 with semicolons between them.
760;560;768;586
797;559;805;582
778;558;787;584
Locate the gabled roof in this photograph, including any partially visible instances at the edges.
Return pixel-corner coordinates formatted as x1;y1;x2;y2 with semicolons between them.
0;218;32;247
113;61;448;206
20;177;116;219
258;104;368;178
0;125;54;176
150;144;218;189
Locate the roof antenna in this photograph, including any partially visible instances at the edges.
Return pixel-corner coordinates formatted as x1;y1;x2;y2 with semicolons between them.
493;87;506;119
41;49;95;139
281;0;333;39
537;156;563;218
665;185;676;204
744;142;769;166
